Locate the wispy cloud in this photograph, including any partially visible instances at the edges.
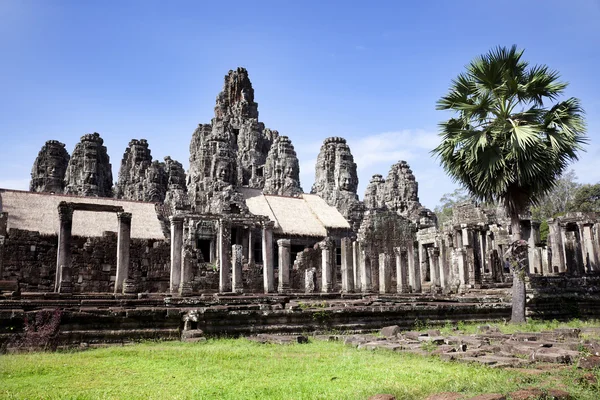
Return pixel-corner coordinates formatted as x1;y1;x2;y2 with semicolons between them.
294;129;457;208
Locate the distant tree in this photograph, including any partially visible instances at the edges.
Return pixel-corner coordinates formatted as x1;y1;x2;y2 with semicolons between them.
530;170;580;223
432;45;586;323
568;183;600;212
434;187;472;225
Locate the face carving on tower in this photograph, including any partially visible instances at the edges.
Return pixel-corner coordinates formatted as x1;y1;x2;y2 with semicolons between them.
338;170;353;192
215;160;232;184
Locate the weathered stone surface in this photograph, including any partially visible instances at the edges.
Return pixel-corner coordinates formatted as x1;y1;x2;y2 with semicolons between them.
115;139;168;202
383;161;422;219
507;389;544;400
30;140;70;193
311;137;364;232
263;136;302;196
187;68;276;214
380;325;401;338
163;156;188;211
466;395;506;400
577;355;600;369
64;132;113;197
367;395;396;400
364;174;386;210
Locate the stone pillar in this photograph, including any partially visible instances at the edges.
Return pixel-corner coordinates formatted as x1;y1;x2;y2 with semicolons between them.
456;248;468;288
427;247;440;291
353;241;360;291
394;248;409;293
478;230;487;274
55;203;73;292
179;247;193;296
115;212;132;294
277;239;291;293
169;216;184;294
548;219;563;274
0;212;6;278
247;229;254;267
218;219;232;293
232;244;243;293
209;239;215;264
418;242;427;284
320;239;334;293
438;245;448;291
582;223;598;273
407;241;421;293
242;230;249;260
560;228;569;273
379;253;391;294
262;222;274;293
341;237;354;293
359;246;371;293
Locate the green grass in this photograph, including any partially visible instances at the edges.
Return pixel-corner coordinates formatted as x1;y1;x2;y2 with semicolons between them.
1;338;599;400
430;318;600;336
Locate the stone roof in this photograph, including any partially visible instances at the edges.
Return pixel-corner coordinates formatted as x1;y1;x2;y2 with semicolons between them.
241;188;350;237
0;189;165;239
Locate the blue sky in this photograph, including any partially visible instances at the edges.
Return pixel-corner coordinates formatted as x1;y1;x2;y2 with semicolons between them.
1;0;599;209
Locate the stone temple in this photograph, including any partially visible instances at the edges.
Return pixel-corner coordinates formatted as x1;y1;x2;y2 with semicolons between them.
1;67;599;345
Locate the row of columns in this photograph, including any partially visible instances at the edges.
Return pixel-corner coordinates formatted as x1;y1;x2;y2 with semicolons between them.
55;203;132;294
169;217;277;295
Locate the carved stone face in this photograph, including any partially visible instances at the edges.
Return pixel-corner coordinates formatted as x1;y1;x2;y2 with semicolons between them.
338;170;353;192
215;161;232;183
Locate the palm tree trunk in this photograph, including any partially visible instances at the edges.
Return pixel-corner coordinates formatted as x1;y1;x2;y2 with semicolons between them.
510;212;526;323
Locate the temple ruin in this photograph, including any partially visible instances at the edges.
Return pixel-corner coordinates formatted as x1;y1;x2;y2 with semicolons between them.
1;67;599;346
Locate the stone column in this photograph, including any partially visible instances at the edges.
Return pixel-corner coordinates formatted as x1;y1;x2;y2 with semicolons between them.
456;248;468;289
427;247;440;291
262;222;274;293
232;244;243;293
394;248;409;293
242;230;249;260
548;219;563;274
209;239;215;264
418;242;427;284
277;239;291;293
582;223;598;273
169;216;184;294
247;229;254;267
115;212;132;294
320;239;334;293
219;219;232;293
407;241;421;293
379;253;391;294
359;247;371;293
55;203;73;293
179;247;193;296
560;228;569;273
353;241;360;291
0;212;6;278
341;237;354;293
438;240;449;291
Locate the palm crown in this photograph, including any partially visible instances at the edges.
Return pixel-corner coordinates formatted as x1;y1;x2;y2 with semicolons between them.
432;45;586;220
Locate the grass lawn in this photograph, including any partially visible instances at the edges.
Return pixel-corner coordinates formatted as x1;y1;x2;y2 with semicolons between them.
1;333;599;400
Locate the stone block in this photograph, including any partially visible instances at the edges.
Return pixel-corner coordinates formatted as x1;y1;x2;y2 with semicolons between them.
380;325;401;338
466;395;506;400
577;355;600;369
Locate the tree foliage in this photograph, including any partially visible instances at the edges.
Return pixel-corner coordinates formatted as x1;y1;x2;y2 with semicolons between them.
433;45;586;221
432;45;586;323
434;187;472;225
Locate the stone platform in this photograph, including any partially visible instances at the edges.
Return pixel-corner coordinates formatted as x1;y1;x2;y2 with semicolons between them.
1;289;513;348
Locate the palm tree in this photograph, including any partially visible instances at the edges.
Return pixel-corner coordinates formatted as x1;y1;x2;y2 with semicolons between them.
432;45;586;323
